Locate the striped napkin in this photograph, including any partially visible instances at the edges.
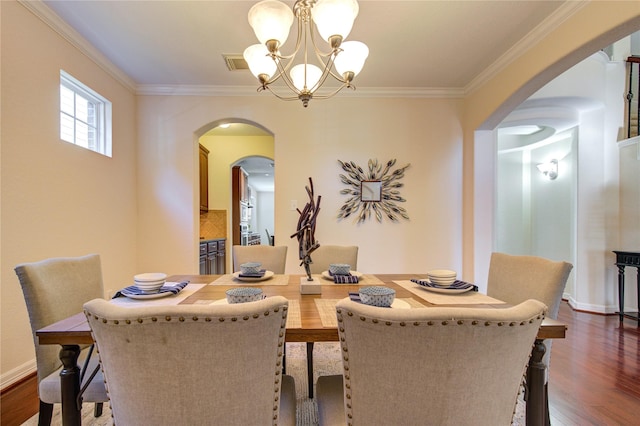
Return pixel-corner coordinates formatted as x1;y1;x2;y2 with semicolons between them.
238;269;266;278
410;279;478;292
113;280;190;298
334;274;359;284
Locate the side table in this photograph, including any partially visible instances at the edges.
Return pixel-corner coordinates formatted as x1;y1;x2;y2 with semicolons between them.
613;251;640;323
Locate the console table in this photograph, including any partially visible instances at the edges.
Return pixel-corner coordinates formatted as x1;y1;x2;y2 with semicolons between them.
613;251;640;323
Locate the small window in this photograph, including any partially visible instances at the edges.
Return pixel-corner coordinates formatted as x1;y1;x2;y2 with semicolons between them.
60;70;112;157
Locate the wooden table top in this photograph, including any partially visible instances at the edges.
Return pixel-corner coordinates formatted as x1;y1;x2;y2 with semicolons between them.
36;274;567;345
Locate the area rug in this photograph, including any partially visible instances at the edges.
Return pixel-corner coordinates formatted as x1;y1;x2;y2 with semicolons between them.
22;342;525;425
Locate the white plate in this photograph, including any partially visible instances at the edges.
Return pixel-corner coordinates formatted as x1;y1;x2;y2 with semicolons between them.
321;270;363;280
232;270;274;282
415;283;475;294
120;289;174;300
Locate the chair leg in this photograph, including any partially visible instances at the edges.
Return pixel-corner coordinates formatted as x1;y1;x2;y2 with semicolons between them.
544;382;551;426
307;342;314;398
38;400;53;426
94;402;104;418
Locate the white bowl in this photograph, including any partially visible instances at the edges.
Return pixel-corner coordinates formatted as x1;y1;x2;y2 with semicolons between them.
134;272;167;282
359;286;396;307
133;273;166;293
226;287;263;304
240;262;262;275
427;269;457;278
329;263;351;275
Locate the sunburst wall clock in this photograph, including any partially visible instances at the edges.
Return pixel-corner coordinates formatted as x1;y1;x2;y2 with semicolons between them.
337;159;410;223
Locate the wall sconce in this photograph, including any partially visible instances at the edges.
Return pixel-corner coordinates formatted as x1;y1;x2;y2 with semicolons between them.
536;159;558;180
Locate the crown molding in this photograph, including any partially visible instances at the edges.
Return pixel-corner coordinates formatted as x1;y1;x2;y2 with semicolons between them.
464;1;588;95
136;84;465;98
18;0;137;92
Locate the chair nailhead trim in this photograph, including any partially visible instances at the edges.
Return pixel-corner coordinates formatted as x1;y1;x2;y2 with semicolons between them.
218;317;225;322
441;320;449;325
231;317;237;322
427;320;434;325
243;315;249;320
413;321;420;326
192;316;198;321
179;317;185;322
399;321;406;326
113;320;119;324
348;312;353;317
205;317;211;322
457;320;464;325
165;316;171;321
498;321;504;326
137;318;143;323
151;317;158;322
372;318;378;323
472;320;478;325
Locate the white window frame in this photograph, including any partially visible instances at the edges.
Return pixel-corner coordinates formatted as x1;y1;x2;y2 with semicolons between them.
60;70;112;157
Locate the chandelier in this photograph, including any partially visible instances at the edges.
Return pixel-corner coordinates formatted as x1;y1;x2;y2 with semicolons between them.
243;0;369;107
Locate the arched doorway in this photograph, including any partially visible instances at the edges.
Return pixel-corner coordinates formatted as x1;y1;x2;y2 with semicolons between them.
198;120;274;272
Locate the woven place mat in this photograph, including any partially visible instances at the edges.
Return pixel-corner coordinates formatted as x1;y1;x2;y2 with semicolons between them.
393;280;506;305
314;298;425;328
314;274;384;286
110;284;206;306
191;298;301;329
209;274;290;286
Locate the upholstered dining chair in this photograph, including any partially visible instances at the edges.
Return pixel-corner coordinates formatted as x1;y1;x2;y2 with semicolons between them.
316;298;547;426
14;254;108;426
308;245;359;274
233;245;288;274
84;296;296;425
306;245;359;397
486;251;573;424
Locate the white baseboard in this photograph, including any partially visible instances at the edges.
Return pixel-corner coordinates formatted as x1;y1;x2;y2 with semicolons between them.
1;359;36;391
565;295;618;314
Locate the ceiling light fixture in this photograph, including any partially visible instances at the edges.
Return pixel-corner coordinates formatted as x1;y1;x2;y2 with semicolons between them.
243;0;369;107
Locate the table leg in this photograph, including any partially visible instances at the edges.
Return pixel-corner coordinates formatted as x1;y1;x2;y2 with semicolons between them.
307;342;314;398
525;339;547;426
617;265;626;322
59;344;82;426
636;267;640;327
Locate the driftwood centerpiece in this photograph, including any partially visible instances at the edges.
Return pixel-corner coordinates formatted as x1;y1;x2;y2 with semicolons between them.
290;177;321;281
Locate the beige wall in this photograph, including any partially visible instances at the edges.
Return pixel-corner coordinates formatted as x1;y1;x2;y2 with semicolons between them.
137;96;465;276
1;2;138;385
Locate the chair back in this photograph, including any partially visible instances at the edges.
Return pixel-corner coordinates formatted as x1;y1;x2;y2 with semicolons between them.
233;245;287;273
333;298;546;426
15;254;104;383
309;245;358;274
487;252;573;320
84;296;289;425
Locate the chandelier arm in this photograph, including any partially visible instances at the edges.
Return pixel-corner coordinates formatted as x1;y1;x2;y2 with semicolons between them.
309;81;352;100
264;85;304;102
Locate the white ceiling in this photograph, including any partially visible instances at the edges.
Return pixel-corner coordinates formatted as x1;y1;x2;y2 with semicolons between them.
40;0;573;94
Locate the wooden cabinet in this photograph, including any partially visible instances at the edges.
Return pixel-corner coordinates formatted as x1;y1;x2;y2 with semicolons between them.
199;239;226;274
199;144;209;212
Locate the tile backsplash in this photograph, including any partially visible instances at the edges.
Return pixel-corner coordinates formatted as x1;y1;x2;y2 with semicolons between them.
200;210;227;239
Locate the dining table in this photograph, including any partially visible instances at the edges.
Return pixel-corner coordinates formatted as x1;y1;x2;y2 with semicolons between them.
36;273;566;426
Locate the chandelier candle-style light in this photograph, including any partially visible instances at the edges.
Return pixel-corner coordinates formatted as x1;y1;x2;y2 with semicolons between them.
243;0;369;107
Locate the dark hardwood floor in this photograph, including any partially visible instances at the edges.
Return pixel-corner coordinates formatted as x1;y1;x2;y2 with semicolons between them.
2;302;639;425
549;302;640;425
